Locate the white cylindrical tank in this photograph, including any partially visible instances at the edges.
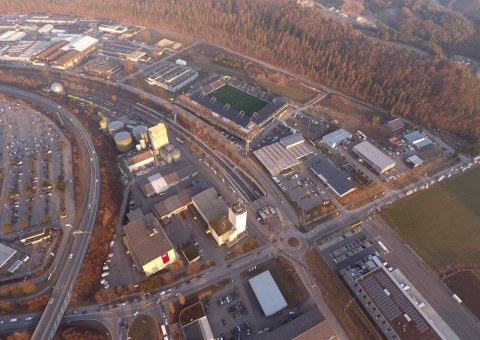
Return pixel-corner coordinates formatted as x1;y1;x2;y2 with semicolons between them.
139;139;147;149
108;121;126;135
133;125;149;142
135;144;142;151
114;131;133;152
171;149;181;162
50;82;64;93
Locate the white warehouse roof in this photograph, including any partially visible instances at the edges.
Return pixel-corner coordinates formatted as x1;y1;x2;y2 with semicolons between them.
249;270;287;316
62;36;98;52
0;243;17;268
353;141;395;174
322;128;352;148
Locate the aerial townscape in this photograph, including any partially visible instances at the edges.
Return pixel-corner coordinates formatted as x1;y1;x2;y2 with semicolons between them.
1;1;480;339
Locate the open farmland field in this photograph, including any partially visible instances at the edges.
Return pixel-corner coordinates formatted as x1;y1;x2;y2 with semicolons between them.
255;80;318;104
382;167;480;269
210;85;267;116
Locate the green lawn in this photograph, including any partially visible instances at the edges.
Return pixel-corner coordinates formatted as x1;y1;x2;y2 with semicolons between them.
382;167;480;269
210;85;267;116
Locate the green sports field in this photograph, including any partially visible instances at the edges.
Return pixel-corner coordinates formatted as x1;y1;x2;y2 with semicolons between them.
382;167;480;269
210;85;267;116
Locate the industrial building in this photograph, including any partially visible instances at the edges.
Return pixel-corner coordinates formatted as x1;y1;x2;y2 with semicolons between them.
249;270;287;316
146;62;198;92
322;128;352;148
83;57;121;76
386;118;405;131
254;134;314;175
181;244;201;264
124;150;155;172
140;164;198;197
0;243;17;269
148;122;169;157
407;155;424;168
33;36;98;69
122;213;177;277
180;302;214;340
404;131;434;150
97;41;145;61
153;190;191;220
26;15;77;24
353;141;396;174
156;38;183;52
342;256;443;340
0;40;52;62
192;188;247;246
98;24;127;34
310;157;356;197
38;24;54;34
0;31;26;42
126;208;144;223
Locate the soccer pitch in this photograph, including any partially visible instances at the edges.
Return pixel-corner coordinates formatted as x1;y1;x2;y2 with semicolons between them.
210;85;268;116
382;167;480;269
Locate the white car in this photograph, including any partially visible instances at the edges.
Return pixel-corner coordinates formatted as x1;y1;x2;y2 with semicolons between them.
133;311;139;317
69;253;73;259
25;317;33;321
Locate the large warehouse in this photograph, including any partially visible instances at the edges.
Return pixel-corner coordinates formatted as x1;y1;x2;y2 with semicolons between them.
122;213;177;277
310;157;356;197
249;270;287;316
322;128;352;148
404;131;434;150
0;243;17;269
146;62;198;92
353;141;396;174
254;134;314;175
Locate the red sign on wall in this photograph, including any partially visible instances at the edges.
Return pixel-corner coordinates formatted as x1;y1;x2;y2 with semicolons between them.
161;252;170;264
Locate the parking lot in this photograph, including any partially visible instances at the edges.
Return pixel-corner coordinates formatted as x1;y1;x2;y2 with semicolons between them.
0;101;74;235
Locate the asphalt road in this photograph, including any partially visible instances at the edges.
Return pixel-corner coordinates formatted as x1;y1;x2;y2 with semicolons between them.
0;86;101;340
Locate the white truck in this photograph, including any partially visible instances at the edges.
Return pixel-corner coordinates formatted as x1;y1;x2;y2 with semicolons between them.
101;271;109;277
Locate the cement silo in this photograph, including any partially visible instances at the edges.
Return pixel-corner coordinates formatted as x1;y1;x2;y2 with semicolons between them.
114;131;133;152
133;125;149;143
135;144;142;151
164;144;175;153
108;121;126;135
139;139;147;149
171;148;181;162
165;152;173;164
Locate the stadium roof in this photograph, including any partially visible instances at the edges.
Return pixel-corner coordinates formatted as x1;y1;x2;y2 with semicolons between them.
189;91;286;129
0;243;17;268
321;128;352;148
353;141;395;173
249;270;287;316
254;138;314;175
404;131;433;149
192;187;228;222
310;158;356;197
123;213;174;267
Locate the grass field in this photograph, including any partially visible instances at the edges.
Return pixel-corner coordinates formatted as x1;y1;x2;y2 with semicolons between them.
210;85;267;116
256;80;318;104
382;167;480;269
128;314;158;340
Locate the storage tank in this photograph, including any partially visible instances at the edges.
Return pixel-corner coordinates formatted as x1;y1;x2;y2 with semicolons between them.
133;125;149;143
171;148;181;162
114;131;133;152
50;82;64;93
139;139;147;149
135;144;142;151
100;116;109;132
164;144;175;153
165;153;173;164
108;121;126;135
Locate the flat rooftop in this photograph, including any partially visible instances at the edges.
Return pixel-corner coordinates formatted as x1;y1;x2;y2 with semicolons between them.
123;213;174;267
0;243;17;268
124;150;154;166
310;157;356;197
192;187;228;222
322;128;352;146
249;270;287;316
254;137;314;175
153;190;191;218
353;141;395;172
209;215;233;237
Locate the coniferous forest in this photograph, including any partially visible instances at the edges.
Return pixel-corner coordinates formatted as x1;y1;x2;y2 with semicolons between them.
3;0;480;146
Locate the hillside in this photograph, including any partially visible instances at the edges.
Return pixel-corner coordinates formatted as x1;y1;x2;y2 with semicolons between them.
440;0;480;20
2;0;480;147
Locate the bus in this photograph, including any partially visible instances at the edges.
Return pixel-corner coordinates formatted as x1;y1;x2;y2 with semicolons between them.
161;324;167;336
452;294;462;304
377;240;388;253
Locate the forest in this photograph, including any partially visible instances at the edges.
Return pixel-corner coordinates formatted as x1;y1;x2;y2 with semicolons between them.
2;0;480;147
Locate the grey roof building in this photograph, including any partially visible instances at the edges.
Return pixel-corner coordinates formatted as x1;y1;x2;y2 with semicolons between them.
310;157;356;197
249;270;287;316
322;128;352;148
353;141;396;174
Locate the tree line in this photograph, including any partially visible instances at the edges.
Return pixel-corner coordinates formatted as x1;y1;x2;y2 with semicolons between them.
3;0;480;146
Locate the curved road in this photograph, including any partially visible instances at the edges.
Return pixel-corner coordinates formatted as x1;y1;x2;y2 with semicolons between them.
0;86;101;340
